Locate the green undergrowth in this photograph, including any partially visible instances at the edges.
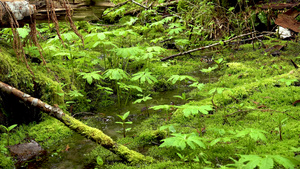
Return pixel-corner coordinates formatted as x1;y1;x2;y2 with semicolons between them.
2;39;300;168
82;40;300;168
0;44;71;105
1;15;300;168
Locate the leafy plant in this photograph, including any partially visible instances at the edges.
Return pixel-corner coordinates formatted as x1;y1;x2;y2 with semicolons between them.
177;104;213;117
131;68;158;85
189;82;205;91
278;78;298;102
112;46;144;70
150;104;176;120
96;156;104;167
96;85;113;95
236;128;267;153
67;90;84;98
118;82;142;106
115;111;132;138
214;58;225;69
133;94;152;116
0;124;17;146
103;68;129;106
78;71;103;85
160;132;207;163
160;132;205;150
173;92;192;102
275;116;288;141
160;124;177;137
103;68;128;81
167;75;197;85
236;128;267;142
225;154;297;169
200;66;218;83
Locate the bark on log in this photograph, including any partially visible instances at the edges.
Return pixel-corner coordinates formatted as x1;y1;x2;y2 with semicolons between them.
0;81;154;164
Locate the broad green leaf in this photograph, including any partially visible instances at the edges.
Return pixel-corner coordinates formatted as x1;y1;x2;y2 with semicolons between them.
68;90;84;98
259;157;273;169
179;105;213;117
236;128;267;142
210;138;221;146
168;75;197;84
7;124;18;131
96;156;104;166
188;134;206;149
113;47;144;59
0;125;8;132
271;155;295;169
146;46;166;53
201;66;217;73
169;125;176;133
189;82;205;90
103;68;128;80
17;28;30;38
149;104;173;111
168;27;183;35
133;94;152;104
78;71;102;85
132;69;158;84
123;111;130;120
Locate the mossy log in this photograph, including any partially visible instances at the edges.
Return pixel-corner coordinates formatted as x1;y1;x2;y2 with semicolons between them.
0;81;154;164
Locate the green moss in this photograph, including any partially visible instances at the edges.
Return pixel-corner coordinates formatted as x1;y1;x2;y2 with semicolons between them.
28;118;74;147
0;153;14;169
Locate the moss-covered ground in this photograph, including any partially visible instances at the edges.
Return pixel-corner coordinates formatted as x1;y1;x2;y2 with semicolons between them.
1;1;300;167
1;37;300;168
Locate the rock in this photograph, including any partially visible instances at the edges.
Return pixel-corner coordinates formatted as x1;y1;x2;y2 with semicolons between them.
8;140;46;163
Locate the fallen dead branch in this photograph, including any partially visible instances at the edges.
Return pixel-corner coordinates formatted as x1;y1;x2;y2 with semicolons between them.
0;81;154;164
131;0;150;9
102;0;129;17
161;31;275;61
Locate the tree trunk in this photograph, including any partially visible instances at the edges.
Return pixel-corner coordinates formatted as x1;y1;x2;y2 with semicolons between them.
0;81;154;164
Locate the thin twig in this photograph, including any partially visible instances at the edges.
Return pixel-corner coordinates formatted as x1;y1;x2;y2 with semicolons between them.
161;31;277;61
131;0;149;9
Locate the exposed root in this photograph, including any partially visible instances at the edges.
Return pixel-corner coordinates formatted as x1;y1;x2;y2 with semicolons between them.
46;0;66;48
62;0;84;47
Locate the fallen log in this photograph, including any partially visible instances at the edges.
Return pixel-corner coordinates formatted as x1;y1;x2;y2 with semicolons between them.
0;81;154;164
0;0;114;28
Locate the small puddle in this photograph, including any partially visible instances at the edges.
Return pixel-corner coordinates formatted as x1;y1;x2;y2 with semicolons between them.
27;88;189;168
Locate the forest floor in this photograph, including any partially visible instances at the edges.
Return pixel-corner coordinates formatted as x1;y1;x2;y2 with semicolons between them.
1;0;300;168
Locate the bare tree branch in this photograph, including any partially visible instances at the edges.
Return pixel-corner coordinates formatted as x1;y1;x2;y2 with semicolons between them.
161;31;275;61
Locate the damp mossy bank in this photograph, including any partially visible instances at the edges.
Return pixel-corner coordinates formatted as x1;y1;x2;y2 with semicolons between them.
1;38;300;168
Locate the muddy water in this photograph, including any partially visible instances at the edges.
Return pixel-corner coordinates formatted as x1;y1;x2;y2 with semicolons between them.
30;88;190;168
29;69;216;168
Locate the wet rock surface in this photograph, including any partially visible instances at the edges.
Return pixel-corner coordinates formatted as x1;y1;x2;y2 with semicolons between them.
8;140;46;163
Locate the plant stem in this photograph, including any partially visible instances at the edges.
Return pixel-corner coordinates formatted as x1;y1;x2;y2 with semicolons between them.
7;132;9;146
123;121;126;138
115;81;120;107
124;89;131;106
